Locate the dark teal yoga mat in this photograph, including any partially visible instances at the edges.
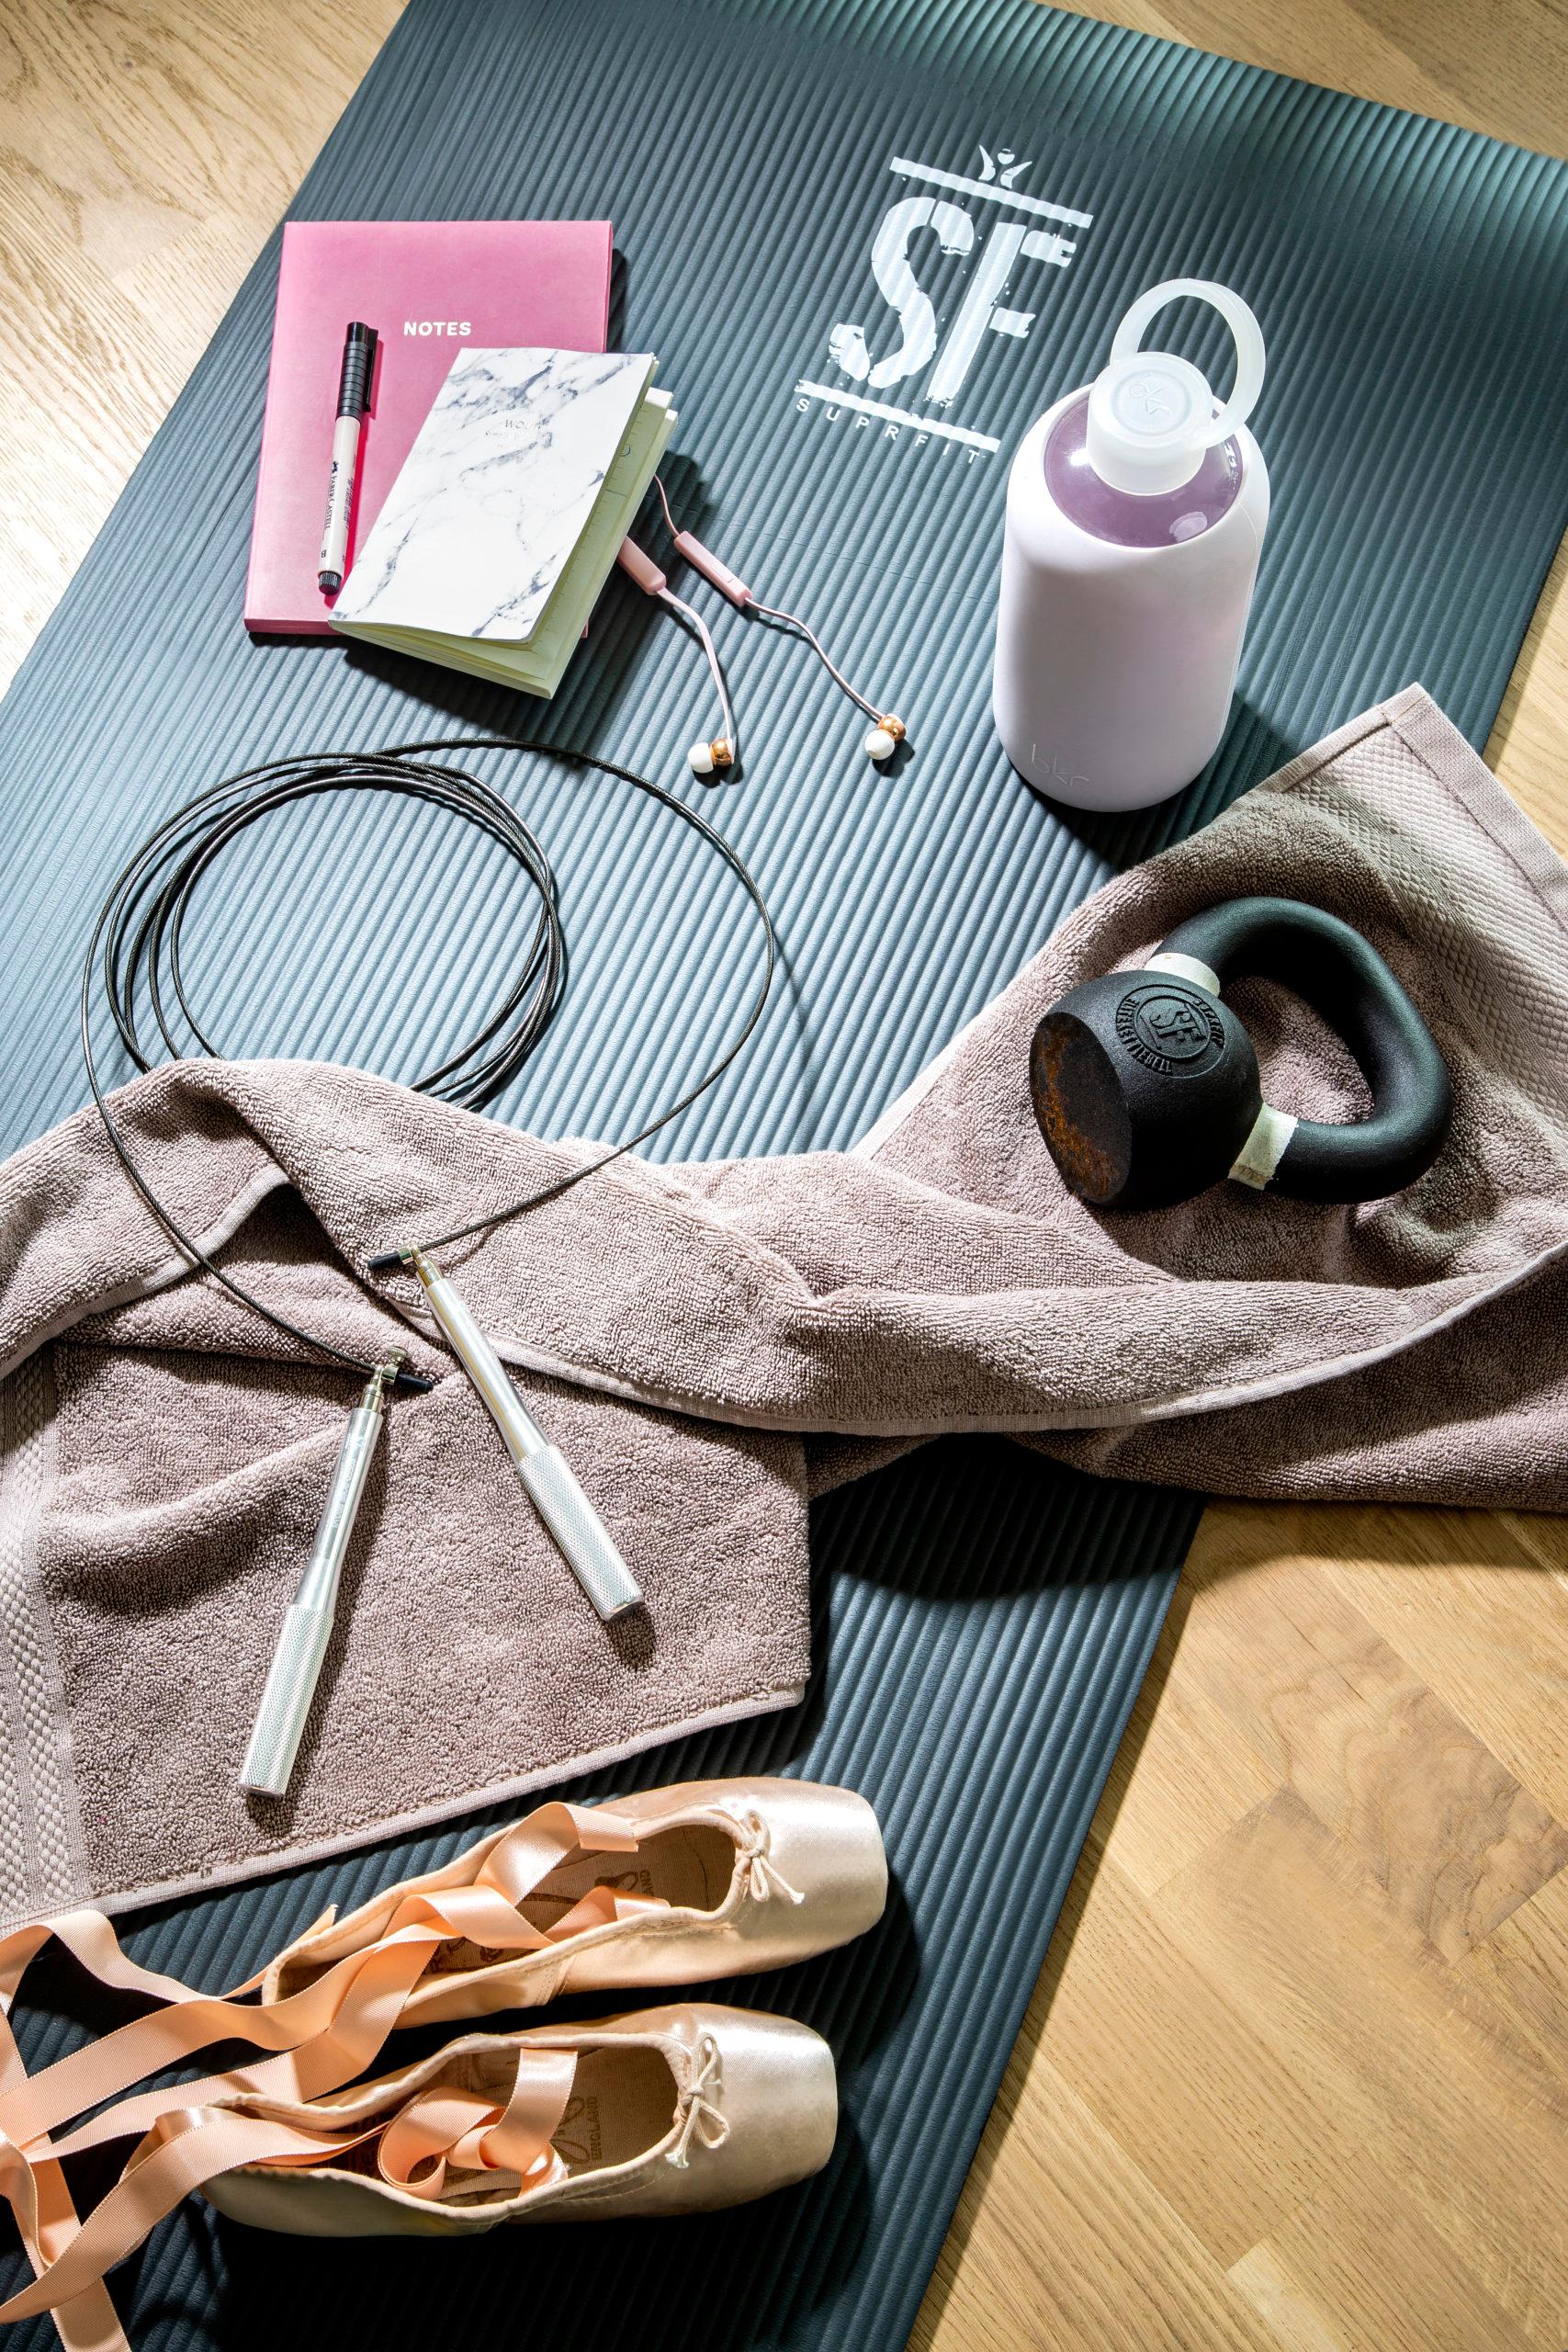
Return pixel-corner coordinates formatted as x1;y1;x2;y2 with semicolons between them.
4;3;1566;2346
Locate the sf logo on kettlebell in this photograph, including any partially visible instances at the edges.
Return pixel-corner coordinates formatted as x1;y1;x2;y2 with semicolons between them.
1116;982;1224;1074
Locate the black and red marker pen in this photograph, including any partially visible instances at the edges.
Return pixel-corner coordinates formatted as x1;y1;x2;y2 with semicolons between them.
317;322;377;594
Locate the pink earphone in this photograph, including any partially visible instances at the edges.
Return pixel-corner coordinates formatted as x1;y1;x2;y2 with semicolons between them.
618;479;908;778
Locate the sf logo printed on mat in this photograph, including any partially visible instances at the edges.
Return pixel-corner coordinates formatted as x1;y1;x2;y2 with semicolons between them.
795;143;1095;457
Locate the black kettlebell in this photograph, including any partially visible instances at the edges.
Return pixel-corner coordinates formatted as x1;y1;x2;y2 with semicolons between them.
1031;896;1451;1210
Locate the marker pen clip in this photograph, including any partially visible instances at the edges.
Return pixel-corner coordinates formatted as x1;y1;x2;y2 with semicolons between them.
318;321;377;594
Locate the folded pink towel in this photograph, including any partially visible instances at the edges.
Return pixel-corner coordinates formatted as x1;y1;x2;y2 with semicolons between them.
1;684;1562;1929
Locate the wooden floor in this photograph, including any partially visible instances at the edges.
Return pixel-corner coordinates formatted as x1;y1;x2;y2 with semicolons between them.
5;4;1568;2346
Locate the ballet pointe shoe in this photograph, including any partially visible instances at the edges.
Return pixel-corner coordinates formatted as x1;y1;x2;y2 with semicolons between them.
203;2003;838;2235
264;1777;887;2026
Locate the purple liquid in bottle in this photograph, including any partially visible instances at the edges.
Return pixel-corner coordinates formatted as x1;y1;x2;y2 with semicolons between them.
1043;392;1243;548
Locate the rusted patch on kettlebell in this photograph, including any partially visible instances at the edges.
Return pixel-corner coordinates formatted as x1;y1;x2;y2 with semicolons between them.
1030;1014;1127;1204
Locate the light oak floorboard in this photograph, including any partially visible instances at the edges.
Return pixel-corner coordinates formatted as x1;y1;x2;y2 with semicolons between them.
4;5;1567;2348
0;0;403;683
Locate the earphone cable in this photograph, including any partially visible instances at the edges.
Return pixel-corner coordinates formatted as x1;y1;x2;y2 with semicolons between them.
655;584;736;752
652;473;888;724
747;598;882;721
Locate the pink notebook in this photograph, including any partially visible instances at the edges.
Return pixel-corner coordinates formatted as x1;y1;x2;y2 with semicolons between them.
245;220;614;636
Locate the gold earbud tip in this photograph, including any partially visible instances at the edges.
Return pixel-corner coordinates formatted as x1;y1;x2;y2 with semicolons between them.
711;737;735;768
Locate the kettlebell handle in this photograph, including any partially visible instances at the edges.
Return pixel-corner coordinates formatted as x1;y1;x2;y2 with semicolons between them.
1154;897;1450;1201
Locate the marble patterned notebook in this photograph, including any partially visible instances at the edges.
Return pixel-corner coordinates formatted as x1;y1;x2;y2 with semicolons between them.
330;346;675;695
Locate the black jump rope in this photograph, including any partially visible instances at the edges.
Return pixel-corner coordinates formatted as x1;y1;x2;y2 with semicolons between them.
83;738;775;1396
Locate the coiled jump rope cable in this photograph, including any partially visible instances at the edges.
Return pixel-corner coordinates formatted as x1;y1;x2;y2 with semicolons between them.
85;736;774;1794
82;737;775;1396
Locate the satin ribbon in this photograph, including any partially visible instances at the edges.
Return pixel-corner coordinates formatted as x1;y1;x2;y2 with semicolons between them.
0;1802;661;2350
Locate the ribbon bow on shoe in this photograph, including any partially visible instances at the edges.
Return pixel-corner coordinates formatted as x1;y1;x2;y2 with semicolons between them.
729;1810;805;1909
667;2033;729;2170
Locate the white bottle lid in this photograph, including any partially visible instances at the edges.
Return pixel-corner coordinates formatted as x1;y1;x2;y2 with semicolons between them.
1085;278;1265;496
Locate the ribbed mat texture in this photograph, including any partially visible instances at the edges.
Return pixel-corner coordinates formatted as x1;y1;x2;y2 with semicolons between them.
4;1;1566;2344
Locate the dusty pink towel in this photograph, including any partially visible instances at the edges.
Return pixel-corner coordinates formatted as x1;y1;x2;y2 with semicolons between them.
1;684;1563;1930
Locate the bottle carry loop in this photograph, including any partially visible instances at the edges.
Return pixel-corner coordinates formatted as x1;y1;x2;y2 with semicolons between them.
1086;277;1266;495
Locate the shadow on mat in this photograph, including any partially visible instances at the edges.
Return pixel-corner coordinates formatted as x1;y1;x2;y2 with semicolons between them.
209;2107;874;2352
1024;700;1297;873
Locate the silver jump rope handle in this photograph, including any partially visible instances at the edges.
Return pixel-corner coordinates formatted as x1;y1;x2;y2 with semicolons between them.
240;1364;391;1799
409;1250;642;1621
